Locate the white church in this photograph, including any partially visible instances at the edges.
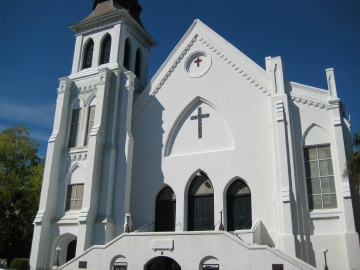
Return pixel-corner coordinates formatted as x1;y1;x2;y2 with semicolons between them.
30;0;360;269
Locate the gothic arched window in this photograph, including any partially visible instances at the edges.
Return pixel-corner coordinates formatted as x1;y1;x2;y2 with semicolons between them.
123;38;131;70
82;39;94;70
188;173;214;231
135;48;142;78
99;34;112;65
226;180;252;231
155;187;176;232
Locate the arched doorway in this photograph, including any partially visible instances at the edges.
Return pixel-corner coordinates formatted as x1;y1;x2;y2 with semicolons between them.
145;256;181;270
227;180;252;230
66;239;77;262
188;173;214;231
155;187;176;231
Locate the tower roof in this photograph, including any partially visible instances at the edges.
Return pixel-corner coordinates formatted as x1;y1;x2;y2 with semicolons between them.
87;0;143;26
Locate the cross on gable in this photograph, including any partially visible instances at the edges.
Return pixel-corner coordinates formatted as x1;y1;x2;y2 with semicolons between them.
190;107;210;139
194;57;202;67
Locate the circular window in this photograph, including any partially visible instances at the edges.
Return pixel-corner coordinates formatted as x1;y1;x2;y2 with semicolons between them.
185;51;212;78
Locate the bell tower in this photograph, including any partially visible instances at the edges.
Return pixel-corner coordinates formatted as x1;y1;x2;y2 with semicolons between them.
30;1;156;269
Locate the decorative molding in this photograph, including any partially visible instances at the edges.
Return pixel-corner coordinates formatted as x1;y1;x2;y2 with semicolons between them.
134;33;271;121
124;20;155;48
341;182;351;198
275;100;285;122
48;132;58;143
281;186;290;203
289;82;328;95
290;96;329;109
197;35;271;96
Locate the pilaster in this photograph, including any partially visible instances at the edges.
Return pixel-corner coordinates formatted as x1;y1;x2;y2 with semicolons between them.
267;56;296;256
30;77;73;269
77;67;111;254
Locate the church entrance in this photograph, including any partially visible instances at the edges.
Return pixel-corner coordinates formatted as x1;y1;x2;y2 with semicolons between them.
155;187;176;231
227;180;252;230
145;256;181;270
188;173;214;231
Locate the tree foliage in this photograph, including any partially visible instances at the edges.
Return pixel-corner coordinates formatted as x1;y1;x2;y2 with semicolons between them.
346;131;360;191
0;126;44;266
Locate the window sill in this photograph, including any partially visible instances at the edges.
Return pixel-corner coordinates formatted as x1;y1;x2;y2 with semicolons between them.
309;209;341;219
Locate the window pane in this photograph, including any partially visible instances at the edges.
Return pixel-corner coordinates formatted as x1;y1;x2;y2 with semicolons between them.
323;194;337;209
321;177;336;193
319;160;333;176
76;184;84;200
307;178;321;195
305;161;319;178
304;148;317;161
318;146;331;159
75;200;82;209
311;195;323;210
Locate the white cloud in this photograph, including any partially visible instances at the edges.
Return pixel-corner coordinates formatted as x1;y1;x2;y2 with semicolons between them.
0;99;55;128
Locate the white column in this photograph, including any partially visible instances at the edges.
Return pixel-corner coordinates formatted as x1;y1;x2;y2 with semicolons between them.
326;68;360;269
267;56;296;256
30;77;73;269
77;67;111;253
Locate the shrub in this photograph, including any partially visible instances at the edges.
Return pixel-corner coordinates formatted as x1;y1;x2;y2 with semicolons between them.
10;258;29;270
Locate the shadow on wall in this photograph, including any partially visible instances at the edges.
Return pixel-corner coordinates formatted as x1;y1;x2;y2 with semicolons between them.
129;83;166;230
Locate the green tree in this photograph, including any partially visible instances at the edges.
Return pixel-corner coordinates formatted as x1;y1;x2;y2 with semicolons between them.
346;131;360;191
0;126;44;267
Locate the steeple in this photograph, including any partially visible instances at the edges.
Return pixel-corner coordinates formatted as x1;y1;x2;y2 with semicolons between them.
92;0;143;26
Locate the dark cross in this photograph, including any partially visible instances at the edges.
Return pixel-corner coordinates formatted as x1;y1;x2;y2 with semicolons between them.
194;57;202;67
190;107;210;139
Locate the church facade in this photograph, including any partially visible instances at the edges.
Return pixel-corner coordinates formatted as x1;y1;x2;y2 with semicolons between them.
30;1;360;269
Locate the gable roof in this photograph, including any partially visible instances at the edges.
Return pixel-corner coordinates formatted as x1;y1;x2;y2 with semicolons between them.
133;19;273;121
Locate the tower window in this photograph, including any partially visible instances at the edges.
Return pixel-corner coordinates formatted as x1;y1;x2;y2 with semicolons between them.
65;184;84;211
82;39;94;69
135;48;142;78
99;34;112;65
68;108;82;148
304;145;337;210
123;38;131;70
85;106;95;146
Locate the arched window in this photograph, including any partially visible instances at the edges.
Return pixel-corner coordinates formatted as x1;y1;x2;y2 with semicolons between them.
68;100;82;148
123;38;131;70
82;39;94;69
135;48;142;78
188;173;214;231
99;34;111;65
155;187;176;232
226;180;252;231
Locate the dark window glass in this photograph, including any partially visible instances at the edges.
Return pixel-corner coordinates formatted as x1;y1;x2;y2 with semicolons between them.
135;48;142;78
155;187;176;232
100;34;112;65
68;108;82;148
227;180;252;231
82;39;94;69
123;39;131;70
188;173;214;231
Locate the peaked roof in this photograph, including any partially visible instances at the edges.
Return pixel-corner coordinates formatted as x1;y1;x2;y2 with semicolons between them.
133;19;273;121
87;0;143;26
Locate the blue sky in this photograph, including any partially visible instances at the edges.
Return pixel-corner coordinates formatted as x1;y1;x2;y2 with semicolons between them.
0;0;359;155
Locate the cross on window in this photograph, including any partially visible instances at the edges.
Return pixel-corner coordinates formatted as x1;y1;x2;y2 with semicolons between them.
194;57;202;67
190;107;210;139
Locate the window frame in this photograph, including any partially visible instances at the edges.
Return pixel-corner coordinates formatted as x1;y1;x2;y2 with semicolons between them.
84;105;96;146
68;108;82;148
304;145;337;211
65;184;84;211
